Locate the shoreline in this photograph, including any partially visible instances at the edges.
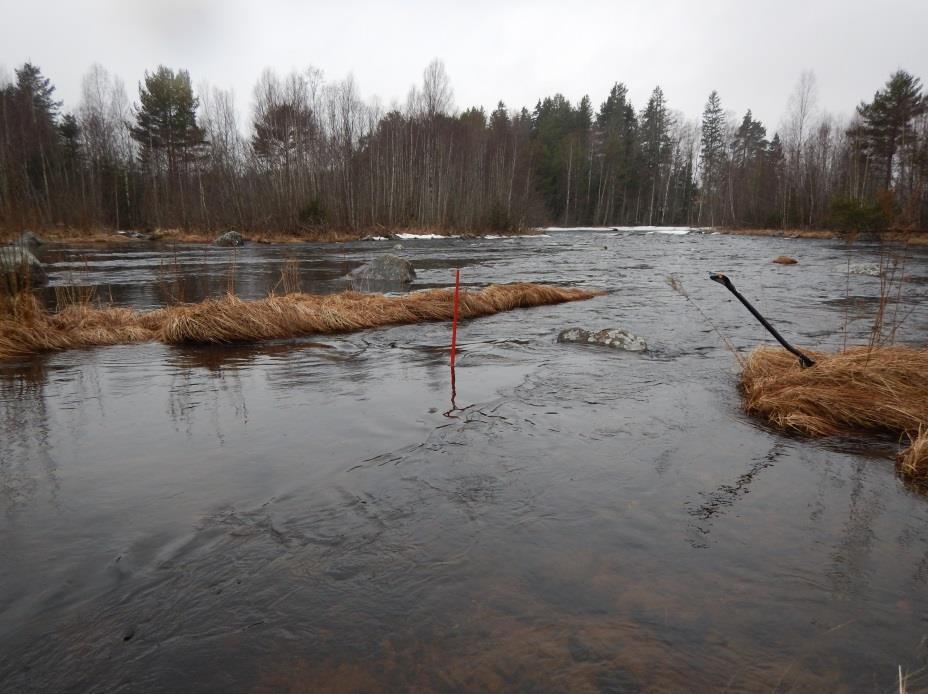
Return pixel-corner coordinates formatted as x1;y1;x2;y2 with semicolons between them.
0;227;541;246
4;225;928;246
714;227;928;245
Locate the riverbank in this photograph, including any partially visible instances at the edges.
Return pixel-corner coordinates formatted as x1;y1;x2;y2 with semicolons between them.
718;227;928;246
0;226;541;245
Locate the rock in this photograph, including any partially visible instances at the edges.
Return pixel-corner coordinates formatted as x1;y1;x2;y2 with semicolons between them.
214;230;245;247
393;243;404;250
772;255;797;265
15;230;43;248
116;230;152;241
557;327;647;352
350;254;416;284
838;262;881;277
0;246;48;290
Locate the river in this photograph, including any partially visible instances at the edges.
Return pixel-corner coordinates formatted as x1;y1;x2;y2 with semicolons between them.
2;229;927;691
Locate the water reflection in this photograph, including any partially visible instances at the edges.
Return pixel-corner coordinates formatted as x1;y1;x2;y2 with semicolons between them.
2;231;928;690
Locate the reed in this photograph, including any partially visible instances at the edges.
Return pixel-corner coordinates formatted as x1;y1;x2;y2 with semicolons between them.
0;283;602;359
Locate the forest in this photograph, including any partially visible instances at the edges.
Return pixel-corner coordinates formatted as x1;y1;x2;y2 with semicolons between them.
0;59;925;235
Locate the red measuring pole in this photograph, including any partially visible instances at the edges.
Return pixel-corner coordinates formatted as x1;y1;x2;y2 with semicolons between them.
451;269;461;367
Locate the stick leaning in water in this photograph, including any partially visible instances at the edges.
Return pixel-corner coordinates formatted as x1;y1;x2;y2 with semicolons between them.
709;272;815;368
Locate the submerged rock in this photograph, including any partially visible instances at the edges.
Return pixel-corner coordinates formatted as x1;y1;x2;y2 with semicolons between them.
15;230;43;248
838;262;881;277
0;246;48;290
214;230;245;247
772;255;797;265
557;327;647;352
350;254;416;284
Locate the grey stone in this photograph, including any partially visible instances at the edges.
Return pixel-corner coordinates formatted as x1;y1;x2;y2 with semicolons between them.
214;230;245;247
350;254;416;284
15;230;43;248
116;230;152;241
0;246;48;289
557;327;647;352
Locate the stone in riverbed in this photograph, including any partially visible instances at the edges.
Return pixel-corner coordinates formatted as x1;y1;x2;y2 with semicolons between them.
214;230;245;247
557;327;647;352
14;230;43;248
0;246;48;290
350;254;416;284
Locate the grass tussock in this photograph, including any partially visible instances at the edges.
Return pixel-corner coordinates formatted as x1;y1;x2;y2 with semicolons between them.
0;293;161;359
897;428;928;481
0;283;601;359
740;345;928;438
159;283;600;344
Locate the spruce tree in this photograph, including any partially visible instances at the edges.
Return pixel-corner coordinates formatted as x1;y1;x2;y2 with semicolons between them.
699;90;726;224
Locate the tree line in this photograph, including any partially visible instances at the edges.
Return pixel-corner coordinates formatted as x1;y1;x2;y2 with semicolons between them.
1;59;925;234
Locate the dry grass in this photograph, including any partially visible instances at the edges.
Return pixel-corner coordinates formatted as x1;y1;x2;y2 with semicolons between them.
0;283;601;359
718;227;928;246
897;428;928;481
772;256;798;265
159;283;600;344
0;293;161;359
740;345;928;437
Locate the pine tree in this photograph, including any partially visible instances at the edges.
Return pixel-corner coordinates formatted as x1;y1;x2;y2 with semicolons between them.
131;66;205;178
855;70;926;191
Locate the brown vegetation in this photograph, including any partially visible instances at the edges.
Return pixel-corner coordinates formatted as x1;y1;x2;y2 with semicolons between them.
772;255;798;265
0;226;541;246
0;283;602;360
740;345;928;438
721;228;928;246
897;428;928;481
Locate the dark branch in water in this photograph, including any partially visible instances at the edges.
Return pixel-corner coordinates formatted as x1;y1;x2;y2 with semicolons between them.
709;272;815;368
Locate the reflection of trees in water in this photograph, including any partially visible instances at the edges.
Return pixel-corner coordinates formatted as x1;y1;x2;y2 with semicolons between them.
827;458;887;598
0;359;58;511
166;352;248;445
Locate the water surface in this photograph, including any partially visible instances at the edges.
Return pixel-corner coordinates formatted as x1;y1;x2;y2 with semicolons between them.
3;230;928;691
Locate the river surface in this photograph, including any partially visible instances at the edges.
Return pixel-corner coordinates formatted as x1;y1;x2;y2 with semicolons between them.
2;229;928;692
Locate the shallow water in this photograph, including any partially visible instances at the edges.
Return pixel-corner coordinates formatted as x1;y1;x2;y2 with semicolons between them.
2;230;928;692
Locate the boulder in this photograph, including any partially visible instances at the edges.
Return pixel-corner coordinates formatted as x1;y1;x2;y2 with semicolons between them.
557;327;647;352
350;254;416;284
837;262;881;277
116;230;152;241
15;230;43;248
214;231;245;247
772;255;797;265
0;246;48;290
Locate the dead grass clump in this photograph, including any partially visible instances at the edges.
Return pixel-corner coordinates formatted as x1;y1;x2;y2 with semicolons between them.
0;293;159;359
0;283;601;358
740;345;928;437
772;256;798;265
897;428;928;481
160;283;601;345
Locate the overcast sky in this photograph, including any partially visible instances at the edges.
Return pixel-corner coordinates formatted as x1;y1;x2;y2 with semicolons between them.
1;0;926;131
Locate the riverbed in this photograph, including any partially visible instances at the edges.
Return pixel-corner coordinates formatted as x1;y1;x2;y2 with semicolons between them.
2;229;927;691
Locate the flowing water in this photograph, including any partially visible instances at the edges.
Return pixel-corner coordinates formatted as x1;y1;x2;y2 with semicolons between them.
2;230;928;692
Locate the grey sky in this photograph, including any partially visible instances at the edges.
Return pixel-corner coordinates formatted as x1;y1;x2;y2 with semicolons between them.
2;0;926;131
